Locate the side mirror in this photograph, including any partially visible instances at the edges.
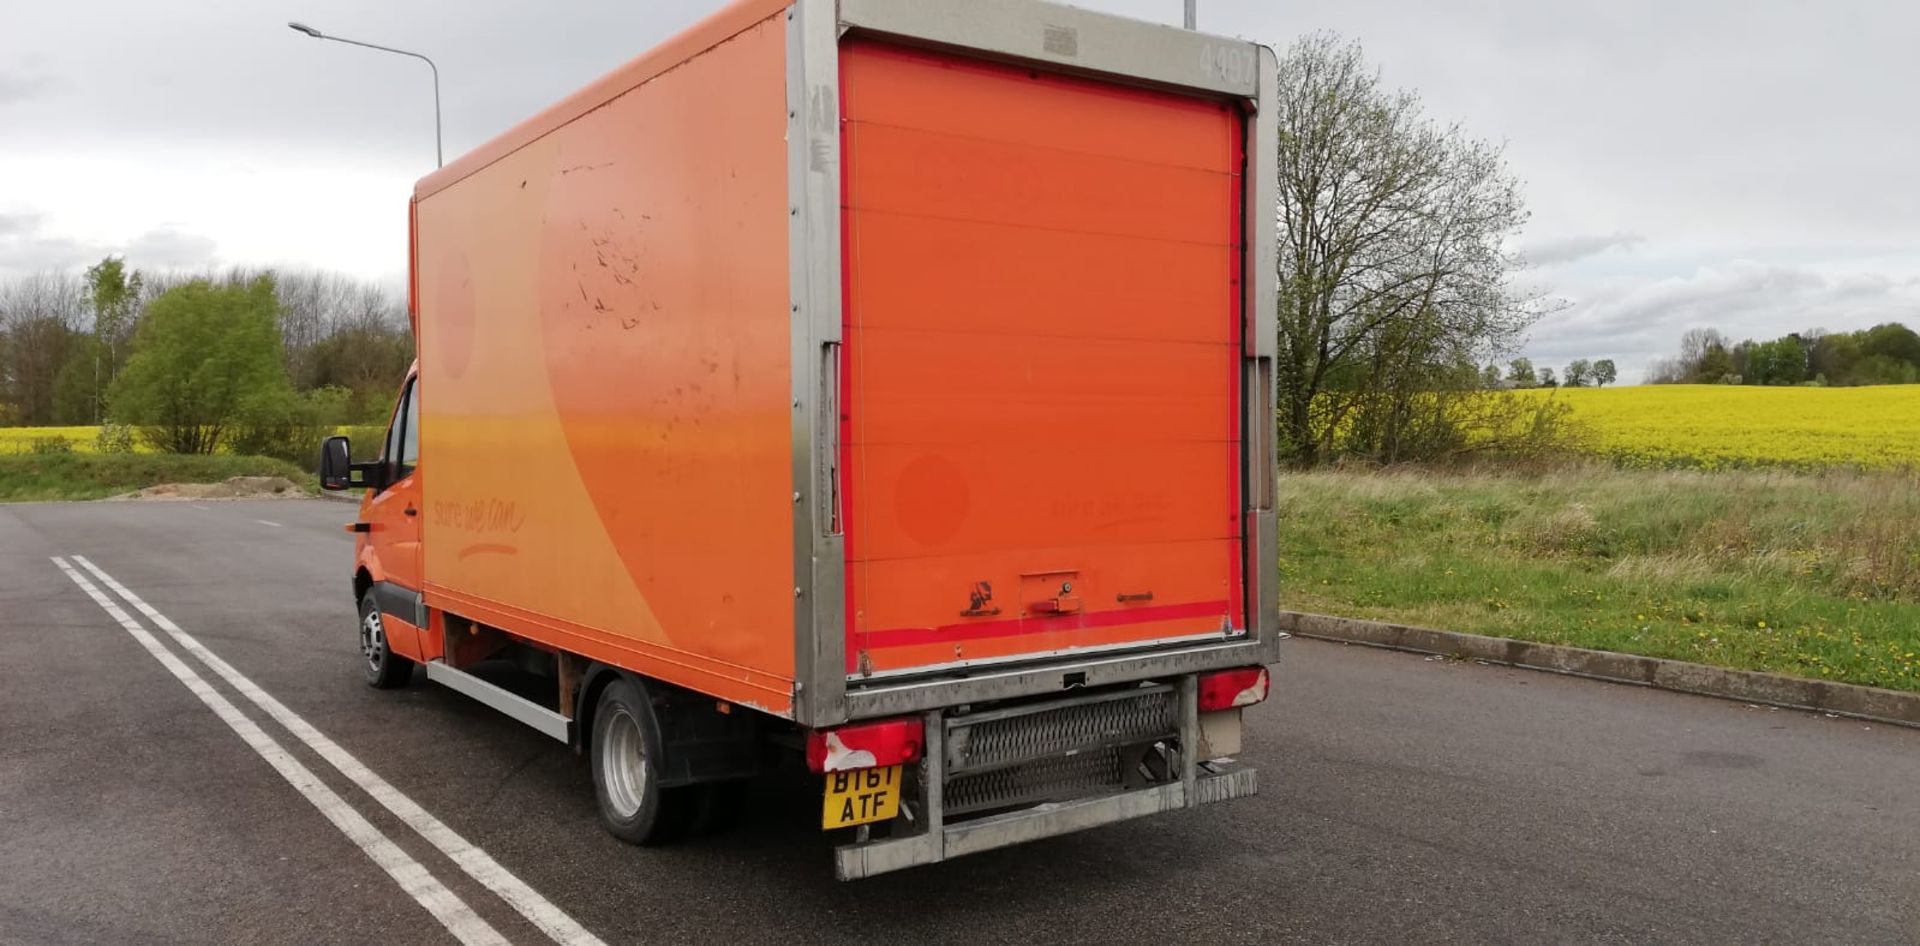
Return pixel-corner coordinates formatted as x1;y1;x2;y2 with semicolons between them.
319;436;354;491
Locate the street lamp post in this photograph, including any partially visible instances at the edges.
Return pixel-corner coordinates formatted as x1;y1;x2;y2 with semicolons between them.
288;22;443;168
1183;0;1196;29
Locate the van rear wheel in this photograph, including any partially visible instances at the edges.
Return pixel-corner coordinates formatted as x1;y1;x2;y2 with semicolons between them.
357;594;413;689
590;677;700;845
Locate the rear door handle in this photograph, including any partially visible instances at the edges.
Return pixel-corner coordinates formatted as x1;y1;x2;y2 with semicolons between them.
403;507;417;517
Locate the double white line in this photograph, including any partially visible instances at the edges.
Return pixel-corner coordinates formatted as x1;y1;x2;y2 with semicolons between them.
52;555;606;946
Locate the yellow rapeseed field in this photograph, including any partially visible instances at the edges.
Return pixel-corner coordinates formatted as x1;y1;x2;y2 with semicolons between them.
6;385;1917;470
1523;384;1920;471
0;426;145;454
0;425;379;455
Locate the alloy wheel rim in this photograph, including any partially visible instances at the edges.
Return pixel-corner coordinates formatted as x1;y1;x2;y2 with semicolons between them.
602;707;649;819
360;609;385;670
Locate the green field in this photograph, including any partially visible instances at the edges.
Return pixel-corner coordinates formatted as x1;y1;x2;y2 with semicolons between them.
0;454;314;502
1281;466;1920;692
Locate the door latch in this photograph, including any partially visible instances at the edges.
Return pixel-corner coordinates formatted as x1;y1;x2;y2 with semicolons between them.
1029;581;1082;615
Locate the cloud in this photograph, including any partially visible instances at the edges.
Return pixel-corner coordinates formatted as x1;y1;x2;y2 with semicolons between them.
0;212;45;237
3;0;1918;379
0;212;218;278
1524;256;1920;382
0;70;55;105
1522;232;1644;267
0;213;99;274
123;227;218;269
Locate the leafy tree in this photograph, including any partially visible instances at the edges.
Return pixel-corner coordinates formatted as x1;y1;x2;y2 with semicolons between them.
108;277;288;453
1538;366;1557;388
231;384;351;463
85;256;143;393
1698;343;1734;383
1564;358;1592;387
1652;322;1917;387
1853;354;1920;385
1273;34;1542;465
1861;323;1920;367
1747;336;1807;386
51;335;109;424
297;325;413;421
1810;332;1861;383
94;423;135;454
41;257;145;425
1481;364;1503;387
1506;358;1537;387
46;257;148;426
1;264;414;425
1592;359;1618;387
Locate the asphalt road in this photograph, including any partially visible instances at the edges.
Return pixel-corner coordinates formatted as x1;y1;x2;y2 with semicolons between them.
2;499;1916;945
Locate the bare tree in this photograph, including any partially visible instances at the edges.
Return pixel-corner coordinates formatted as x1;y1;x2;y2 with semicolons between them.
1273;34;1546;465
0;271;88;424
1650;327;1736;383
1;262;410;426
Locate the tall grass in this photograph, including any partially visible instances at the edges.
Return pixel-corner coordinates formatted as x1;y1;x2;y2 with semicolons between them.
1281;464;1920;691
0;454;313;502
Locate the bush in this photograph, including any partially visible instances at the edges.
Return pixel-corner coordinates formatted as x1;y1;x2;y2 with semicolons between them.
230;386;351;465
108;277;286;454
333;424;388;462
94;424;135;454
28;435;74;455
1329;388;1591;466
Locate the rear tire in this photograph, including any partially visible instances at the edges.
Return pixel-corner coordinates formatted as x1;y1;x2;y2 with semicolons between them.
357;594;413;689
590;677;702;845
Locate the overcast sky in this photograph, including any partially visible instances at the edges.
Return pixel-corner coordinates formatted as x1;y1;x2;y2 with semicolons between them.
3;0;1915;381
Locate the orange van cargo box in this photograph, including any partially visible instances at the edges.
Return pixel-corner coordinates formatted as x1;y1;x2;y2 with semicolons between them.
408;0;1279;730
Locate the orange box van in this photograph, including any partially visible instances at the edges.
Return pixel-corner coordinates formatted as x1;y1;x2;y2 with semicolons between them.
319;0;1280;879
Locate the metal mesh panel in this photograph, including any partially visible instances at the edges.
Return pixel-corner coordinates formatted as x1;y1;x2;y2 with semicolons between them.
945;745;1129;815
946;687;1177;775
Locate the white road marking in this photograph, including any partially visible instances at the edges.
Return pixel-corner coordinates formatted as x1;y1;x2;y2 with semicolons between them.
192;504;211;511
254;519;283;528
50;557;510;946
72;555;606;946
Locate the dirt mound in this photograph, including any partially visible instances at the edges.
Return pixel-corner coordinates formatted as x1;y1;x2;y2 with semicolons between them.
112;476;307;501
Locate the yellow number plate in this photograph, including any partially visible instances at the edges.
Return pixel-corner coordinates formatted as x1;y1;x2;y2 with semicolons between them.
821;765;903;829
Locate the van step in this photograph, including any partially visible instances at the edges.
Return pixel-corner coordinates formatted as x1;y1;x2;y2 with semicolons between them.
425;661;571;742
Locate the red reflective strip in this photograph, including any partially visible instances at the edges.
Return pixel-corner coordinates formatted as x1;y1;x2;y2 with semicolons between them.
805;718;925;773
862;599;1229;650
1198;666;1269;711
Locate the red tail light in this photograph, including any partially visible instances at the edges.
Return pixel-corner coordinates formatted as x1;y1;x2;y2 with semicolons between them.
805;718;925;773
1198;666;1270;711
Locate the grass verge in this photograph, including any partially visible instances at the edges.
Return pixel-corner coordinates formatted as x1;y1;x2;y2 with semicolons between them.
0;453;314;502
1281;465;1920;692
